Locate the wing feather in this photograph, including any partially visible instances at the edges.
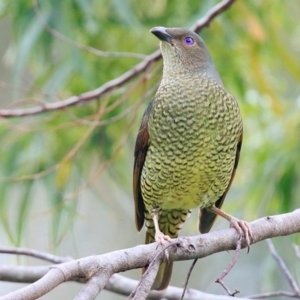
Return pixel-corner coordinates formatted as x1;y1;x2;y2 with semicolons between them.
133;101;153;231
199;133;243;233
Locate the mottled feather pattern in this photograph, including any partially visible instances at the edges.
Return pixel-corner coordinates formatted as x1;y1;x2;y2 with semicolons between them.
141;76;242;216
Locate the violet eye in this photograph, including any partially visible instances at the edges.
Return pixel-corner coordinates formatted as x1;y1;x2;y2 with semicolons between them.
184;36;194;45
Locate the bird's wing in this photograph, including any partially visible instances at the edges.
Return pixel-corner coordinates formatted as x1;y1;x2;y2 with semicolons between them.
198;133;243;234
133;101;153;231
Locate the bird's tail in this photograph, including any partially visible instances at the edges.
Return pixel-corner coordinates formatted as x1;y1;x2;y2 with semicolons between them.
143;209;191;290
143;231;173;290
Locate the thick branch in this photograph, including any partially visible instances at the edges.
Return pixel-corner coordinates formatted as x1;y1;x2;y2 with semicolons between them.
0;0;235;118
0;210;299;299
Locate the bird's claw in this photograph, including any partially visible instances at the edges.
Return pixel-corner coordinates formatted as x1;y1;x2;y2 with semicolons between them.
229;218;252;251
155;231;172;245
155;231;172;260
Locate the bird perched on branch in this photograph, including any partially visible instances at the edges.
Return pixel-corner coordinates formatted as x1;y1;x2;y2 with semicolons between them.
133;26;251;290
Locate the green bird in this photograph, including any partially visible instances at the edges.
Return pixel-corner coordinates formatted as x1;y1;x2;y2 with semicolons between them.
133;27;251;290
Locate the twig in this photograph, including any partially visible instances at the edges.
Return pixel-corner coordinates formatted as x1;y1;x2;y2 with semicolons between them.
0;0;236;118
266;239;300;296
180;258;198;300
192;0;236;32
292;244;300;261
0;49;160;118
249;290;299;299
33;1;146;60
0;247;72;264
215;238;242;296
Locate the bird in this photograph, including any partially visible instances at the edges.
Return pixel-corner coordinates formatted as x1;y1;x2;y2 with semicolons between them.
133;26;251;291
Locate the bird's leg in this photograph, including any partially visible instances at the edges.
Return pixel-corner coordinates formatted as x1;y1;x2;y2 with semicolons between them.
152;209;172;245
208;205;252;248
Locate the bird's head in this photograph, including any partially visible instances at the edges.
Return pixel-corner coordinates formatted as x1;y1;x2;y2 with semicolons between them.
151;27;221;83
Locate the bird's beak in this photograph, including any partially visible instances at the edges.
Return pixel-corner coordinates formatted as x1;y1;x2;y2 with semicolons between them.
150;27;173;44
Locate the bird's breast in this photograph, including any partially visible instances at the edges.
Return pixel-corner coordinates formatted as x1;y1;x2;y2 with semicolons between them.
141;78;242;211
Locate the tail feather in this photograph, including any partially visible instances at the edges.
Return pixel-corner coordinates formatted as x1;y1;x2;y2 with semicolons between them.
151;261;173;290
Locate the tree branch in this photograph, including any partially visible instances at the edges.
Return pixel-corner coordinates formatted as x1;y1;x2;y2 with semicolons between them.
75;273;109;300
0;0;235;118
293;243;300;261
33;3;147;60
0;210;299;299
108;274;250;300
249;240;300;299
266;239;300;296
0;247;72;264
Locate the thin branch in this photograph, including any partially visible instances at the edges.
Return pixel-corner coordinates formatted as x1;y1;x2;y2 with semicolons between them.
191;0;235;31
0;0;236;118
0;49;160;118
180;258;198;300
293;244;300;261
0;104;106;183
266;239;300;296
249;291;300;299
215;238;241;296
33;1;146;60
0;247;72;264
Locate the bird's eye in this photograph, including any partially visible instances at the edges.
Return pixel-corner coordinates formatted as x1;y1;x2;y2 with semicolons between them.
184;36;194;46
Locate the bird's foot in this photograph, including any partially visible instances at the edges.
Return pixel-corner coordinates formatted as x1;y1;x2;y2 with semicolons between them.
207;205;252;250
155;231;172;260
155;231;172;245
229;217;252;251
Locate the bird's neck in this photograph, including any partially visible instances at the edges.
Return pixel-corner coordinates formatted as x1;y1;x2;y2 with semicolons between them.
162;63;223;87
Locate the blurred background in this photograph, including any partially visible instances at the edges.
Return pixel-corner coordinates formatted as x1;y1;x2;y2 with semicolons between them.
0;0;299;299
